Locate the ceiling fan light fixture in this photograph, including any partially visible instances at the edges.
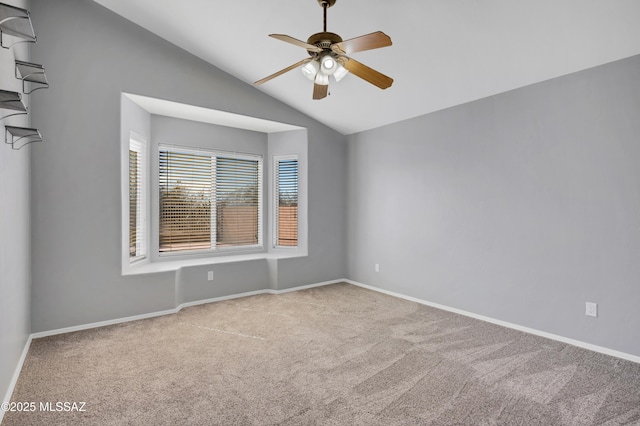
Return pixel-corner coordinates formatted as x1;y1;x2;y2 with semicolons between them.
320;53;337;74
332;63;349;82
314;72;329;86
301;60;320;80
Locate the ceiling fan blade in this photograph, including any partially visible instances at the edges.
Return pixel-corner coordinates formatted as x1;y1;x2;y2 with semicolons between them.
331;31;392;55
313;83;328;100
269;34;322;53
254;58;311;86
342;57;393;89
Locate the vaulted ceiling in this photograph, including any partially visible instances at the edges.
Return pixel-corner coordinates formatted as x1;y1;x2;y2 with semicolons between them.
93;0;640;135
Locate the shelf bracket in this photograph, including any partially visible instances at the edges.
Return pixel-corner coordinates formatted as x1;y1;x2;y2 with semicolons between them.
5;125;42;149
0;110;27;121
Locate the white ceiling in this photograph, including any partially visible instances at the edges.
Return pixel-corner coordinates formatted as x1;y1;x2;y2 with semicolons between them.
94;0;640;135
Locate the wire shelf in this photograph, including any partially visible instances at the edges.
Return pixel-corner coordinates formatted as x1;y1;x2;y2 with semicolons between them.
15;60;49;94
5;125;42;149
0;2;36;48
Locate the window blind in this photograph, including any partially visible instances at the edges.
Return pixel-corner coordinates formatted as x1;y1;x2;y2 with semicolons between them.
275;158;298;247
216;157;261;248
129;137;146;260
159;147;262;254
159;150;213;253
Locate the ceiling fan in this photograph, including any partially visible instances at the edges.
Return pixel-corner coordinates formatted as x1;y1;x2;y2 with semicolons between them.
254;0;393;100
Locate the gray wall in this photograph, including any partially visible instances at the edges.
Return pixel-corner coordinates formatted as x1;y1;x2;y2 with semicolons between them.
0;0;31;405
29;0;347;332
151;115;268;155
347;54;640;357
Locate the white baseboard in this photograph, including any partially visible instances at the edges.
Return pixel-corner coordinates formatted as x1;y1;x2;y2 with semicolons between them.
269;279;345;295
345;279;640;365
29;308;180;339
30;279;344;339
1;334;33;424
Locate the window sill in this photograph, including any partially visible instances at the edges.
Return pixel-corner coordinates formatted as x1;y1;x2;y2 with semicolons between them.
123;251;307;276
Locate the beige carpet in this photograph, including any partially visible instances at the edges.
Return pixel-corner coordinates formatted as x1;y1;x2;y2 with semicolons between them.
3;283;640;425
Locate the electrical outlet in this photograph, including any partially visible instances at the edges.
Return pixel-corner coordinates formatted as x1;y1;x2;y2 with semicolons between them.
375;263;380;273
585;302;598;317
207;270;214;281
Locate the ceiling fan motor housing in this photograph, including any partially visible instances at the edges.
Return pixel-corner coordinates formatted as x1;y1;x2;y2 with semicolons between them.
306;32;342;55
317;0;337;7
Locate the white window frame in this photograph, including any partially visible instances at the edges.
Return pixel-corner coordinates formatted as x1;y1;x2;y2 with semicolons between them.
128;132;147;263
158;144;263;258
273;154;299;249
